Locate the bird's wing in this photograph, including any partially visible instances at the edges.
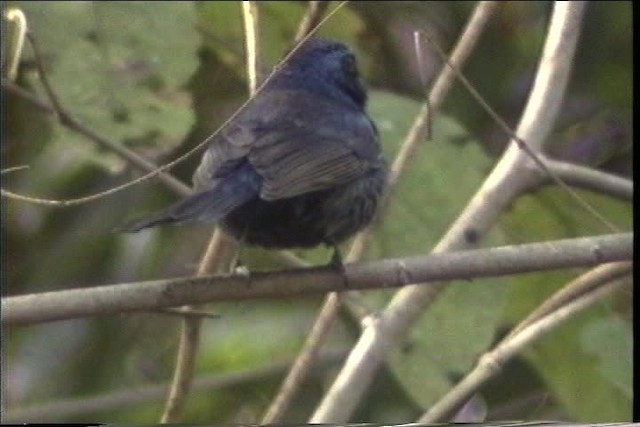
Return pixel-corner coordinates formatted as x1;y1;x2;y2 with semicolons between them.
191;122;256;191
192;91;379;200
247;113;377;200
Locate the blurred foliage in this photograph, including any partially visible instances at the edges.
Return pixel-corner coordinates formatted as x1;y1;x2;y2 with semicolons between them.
2;1;632;424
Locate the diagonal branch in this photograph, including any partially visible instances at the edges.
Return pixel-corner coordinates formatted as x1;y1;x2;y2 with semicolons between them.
159;2;261;422
534;156;633;202
3;38;191;197
418;262;632;422
310;2;591;421
4;349;346;423
294;1;332;43
1;4;349;209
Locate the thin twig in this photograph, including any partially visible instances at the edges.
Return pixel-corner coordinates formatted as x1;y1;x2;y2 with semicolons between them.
153;307;221;320
279;0;498;420
1;4;348;208
242;1;260;93
294;1;331;43
4;8;28;82
1;165;30;175
421;27;620;233
160;2;261;422
3;233;632;326
537;156;633;202
3;44;191;196
159;315;203;423
418;265;631;422
258;1;361;421
25;32;65;113
261;292;341;422
159;229;234;423
350;1;501;263
504;261;632;340
4;349;346;422
2;80;191;197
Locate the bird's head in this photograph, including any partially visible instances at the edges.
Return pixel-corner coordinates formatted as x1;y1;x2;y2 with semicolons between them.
271;38;367;109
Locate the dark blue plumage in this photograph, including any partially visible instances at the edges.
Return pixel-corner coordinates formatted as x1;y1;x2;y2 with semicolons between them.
120;39;387;249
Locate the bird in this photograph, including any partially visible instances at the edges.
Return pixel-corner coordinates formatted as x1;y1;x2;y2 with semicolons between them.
120;38;387;257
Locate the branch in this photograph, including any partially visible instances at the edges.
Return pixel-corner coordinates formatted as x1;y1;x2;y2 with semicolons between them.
261;291;341;422
2;233;632;327
160;3;351;420
159;2;261;422
1;4;345;209
535;156;633;202
3;8;27;82
261;1;378;419
274;4;502;422
2;79;190;197
278;3;500;422
160;0;258;424
242;1;260;93
25;32;191;196
310;2;591;421
504;261;632;340
418;262;632;422
294;1;331;43
4;349;346;423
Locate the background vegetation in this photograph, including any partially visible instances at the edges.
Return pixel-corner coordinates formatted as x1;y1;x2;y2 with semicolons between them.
2;1;632;423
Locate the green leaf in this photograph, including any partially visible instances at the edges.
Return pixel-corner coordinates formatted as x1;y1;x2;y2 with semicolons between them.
13;1;198;171
356;91;510;409
196;2;366;77
500;186;632;420
580;314;632;398
389;279;508;409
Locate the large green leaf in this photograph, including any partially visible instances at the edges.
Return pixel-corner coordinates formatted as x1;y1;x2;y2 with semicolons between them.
355;91;510;410
500;187;632;420
11;1;198;171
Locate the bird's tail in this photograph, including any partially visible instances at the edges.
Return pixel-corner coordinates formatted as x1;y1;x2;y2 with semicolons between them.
117;166;260;233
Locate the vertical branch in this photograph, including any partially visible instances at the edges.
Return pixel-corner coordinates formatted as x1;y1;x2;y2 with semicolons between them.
294;1;331;43
159;3;260;422
4;8;28;81
310;1;588;422
348;0;500;260
242;1;260;93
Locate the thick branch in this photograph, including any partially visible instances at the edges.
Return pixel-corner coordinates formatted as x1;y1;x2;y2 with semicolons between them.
2;233;632;327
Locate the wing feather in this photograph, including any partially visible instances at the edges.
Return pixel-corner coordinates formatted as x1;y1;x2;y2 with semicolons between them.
191;89;378;200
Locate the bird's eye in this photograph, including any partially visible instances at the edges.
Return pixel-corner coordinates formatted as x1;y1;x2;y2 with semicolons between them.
342;54;357;75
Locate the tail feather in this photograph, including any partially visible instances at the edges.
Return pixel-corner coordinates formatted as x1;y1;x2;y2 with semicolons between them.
118;166;260;233
117;190;226;233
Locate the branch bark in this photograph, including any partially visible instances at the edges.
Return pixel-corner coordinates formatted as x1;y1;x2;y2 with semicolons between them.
3;233;632;327
535;156;633;202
